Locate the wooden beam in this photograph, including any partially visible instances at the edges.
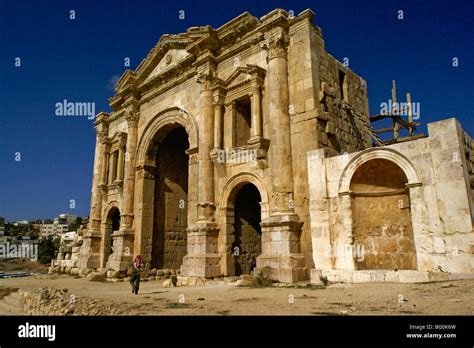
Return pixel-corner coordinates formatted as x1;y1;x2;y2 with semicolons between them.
381;133;426;145
407;93;413;135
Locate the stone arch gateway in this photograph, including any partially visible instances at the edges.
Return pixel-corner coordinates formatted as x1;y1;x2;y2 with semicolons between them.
63;9;473;284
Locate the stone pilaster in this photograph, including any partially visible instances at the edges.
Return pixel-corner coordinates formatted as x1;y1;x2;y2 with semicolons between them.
257;27;307;282
223;101;236;149
133;164;156;265
107;110;139;274
77;112;109;270
181;71;220;278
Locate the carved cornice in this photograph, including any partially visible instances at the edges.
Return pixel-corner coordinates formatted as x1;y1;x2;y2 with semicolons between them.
186;27;220;58
216;12;259;50
94;112;110;127
136;164;156;179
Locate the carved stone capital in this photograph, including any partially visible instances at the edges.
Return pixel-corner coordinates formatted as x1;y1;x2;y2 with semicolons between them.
272;191;293;212
120;213;134;228
89;218;101;231
197;202;216;222
262;30;289;61
126;110;139;128
97;130;109;144
197;71;215;91
213;96;225;107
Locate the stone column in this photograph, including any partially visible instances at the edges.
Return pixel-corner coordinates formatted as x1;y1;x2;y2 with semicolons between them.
107;110;139;276
197;72;215;220
116;145;125;182
107;153;115;185
100;152;109;186
122;112;139;226
257;28;306;283
265;30;295;212
250;86;262;138
77;113;109;271
90;130;108;232
213;100;224;150
181;71;220;278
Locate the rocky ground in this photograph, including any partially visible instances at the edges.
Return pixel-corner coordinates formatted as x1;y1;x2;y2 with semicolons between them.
0;271;473;315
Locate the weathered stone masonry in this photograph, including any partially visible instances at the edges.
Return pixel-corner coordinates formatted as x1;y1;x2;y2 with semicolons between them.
53;8;474;283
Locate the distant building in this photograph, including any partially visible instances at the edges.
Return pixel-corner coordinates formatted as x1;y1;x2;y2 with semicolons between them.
12;220;29;226
40;220;69;239
58;213;78;225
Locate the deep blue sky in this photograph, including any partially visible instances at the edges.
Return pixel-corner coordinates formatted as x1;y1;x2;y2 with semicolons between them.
0;0;473;221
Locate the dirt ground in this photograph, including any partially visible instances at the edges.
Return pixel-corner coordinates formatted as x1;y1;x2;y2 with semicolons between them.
1;271;473;315
0;258;49;273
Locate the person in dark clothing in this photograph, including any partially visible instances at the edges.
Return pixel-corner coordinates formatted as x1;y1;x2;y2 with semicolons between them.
129;255;142;295
248;254;257;275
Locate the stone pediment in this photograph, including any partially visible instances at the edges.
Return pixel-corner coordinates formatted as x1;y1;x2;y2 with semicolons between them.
135;37;193;85
225;64;266;91
143;48;191;83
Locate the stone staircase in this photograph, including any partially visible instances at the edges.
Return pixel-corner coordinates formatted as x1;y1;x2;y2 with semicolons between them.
0;291;21;315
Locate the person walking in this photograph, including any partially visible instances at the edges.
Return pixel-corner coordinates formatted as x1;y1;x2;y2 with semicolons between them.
129;255;142;295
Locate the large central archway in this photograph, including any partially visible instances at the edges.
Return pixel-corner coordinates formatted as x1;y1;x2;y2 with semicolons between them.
133;107;198;268
152;126;189;270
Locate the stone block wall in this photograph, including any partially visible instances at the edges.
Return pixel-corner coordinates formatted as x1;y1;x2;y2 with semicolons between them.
307;118;474;282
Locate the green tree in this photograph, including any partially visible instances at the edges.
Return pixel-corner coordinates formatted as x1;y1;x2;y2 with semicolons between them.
38;236;58;264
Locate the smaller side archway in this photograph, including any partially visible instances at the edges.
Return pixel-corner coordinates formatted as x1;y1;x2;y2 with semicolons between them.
337;148;422;271
101;205;121;269
218;173;270;276
350;159;417;270
339;148;421;194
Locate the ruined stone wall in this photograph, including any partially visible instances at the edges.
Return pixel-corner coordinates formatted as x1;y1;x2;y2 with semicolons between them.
308;118;474;282
310;24;371;154
460;130;474;214
285;15;373;271
19;288;124;315
350;159;416;270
